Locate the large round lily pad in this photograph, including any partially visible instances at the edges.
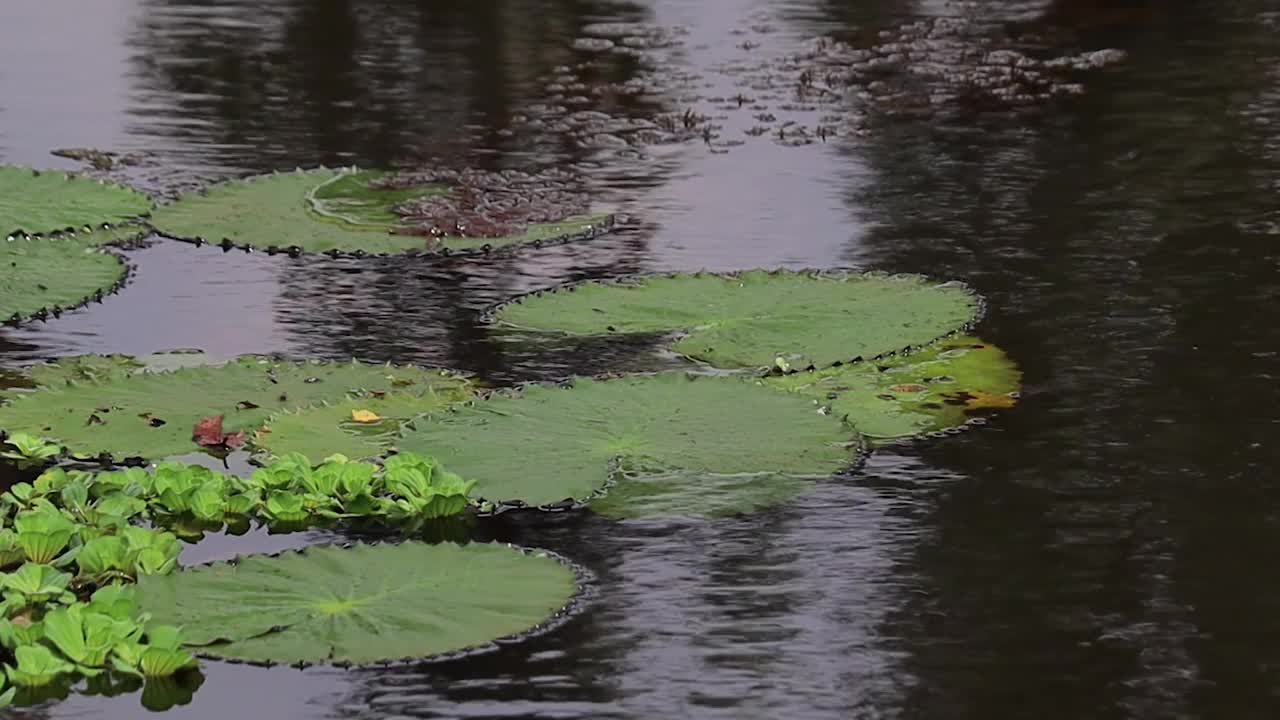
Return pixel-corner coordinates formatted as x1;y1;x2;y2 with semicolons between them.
762;335;1021;442
255;385;475;463
396;372;858;517
150;168;612;255
0;356;467;460
0;225;147;323
0;166;152;235
492;270;980;370
136;542;579;665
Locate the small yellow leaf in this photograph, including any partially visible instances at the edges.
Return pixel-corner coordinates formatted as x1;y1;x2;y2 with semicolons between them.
351;410;381;423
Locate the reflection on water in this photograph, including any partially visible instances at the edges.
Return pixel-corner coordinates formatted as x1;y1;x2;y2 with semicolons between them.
2;0;1280;717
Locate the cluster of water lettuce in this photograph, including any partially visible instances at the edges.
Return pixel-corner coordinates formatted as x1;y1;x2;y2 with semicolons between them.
0;439;473;697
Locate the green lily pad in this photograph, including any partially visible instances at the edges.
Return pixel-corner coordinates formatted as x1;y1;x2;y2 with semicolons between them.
0;166;152;236
255;384;475;463
396;372;858;517
492;270;980;370
762;335;1021;442
150;168;612;255
136;542;579;665
0;225;147;323
18;350;221;390
0;357;464;461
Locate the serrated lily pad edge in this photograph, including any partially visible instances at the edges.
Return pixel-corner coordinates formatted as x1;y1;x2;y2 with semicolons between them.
1;165;155;234
167;540;596;670
399;371;872;517
150;167;618;259
3;224;152;327
0;357;473;467
480;268;988;372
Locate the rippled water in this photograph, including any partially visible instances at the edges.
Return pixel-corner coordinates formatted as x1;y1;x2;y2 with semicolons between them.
3;0;1280;717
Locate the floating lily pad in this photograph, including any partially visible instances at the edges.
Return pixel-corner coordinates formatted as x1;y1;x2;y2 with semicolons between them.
255;384;475;463
0;357;462;460
0;225;148;323
492;270;980;370
762;335;1021;442
0;166;152;235
136;542;579;665
20;350;220;390
150;168;612;255
396;373;858;517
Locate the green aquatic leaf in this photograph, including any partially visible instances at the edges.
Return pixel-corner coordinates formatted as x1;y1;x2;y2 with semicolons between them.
0;166;151;235
255;383;473;463
0;433;62;464
396;373;857;517
493;270;979;370
25;351;220;388
133;626;196;677
44;604;141;668
762;335;1022;442
75;536;131;576
13;506;78;564
263;492;308;523
150;168;612;255
137;542;579;664
86;584;140;621
1;563;73;601
0;225;146;323
0;356;460;461
6;644;76;686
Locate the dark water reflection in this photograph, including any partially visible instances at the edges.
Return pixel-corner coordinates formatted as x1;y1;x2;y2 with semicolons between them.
2;0;1280;718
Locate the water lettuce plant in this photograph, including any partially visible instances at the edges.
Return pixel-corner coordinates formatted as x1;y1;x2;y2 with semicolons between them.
150;168;613;256
0;166;151;236
0;356;470;461
0;445;483;699
137;542;579;664
491;270;981;370
396;372;860;517
0;224;148;325
0;433;62;469
761;335;1021;442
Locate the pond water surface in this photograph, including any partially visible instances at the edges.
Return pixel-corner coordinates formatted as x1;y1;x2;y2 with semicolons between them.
2;0;1280;718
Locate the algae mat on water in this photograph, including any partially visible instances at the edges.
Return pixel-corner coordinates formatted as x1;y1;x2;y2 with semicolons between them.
763;335;1021;442
150;168;612;255
492;270;980;370
395;373;859;518
0;356;469;461
137;542;580;665
0;166;152;236
0;225;148;323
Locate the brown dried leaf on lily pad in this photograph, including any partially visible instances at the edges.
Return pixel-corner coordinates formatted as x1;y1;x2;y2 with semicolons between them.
192;414;246;450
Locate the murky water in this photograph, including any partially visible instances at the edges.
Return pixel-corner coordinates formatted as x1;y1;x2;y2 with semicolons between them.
3;0;1280;717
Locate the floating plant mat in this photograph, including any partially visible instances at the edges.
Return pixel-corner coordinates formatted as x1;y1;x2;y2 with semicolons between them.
137;542;579;665
0;166;152;236
762;335;1021;442
0;225;147;323
492;270;980;370
150;168;613;255
396;373;858;518
255;386;476;463
0;356;469;461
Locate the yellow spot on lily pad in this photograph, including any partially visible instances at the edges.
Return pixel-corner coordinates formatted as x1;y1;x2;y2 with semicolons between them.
351;409;381;423
959;391;1017;410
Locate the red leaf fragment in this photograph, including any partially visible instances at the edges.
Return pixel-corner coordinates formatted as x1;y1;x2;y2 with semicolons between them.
192;414;227;447
192;414;245;449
